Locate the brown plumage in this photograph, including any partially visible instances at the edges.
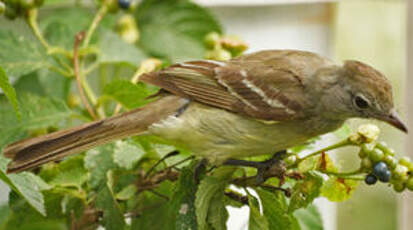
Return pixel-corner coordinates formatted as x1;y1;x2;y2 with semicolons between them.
3;49;407;173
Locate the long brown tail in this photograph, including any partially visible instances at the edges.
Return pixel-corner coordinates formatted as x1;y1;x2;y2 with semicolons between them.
4;95;188;173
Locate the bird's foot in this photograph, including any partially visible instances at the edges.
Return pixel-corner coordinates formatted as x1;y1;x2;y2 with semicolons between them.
193;158;208;184
224;150;287;184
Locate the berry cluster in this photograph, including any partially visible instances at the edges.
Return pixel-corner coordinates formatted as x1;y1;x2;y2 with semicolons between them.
204;32;248;61
360;142;413;192
1;0;44;19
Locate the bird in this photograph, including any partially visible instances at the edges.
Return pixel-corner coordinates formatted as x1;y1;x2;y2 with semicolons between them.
3;49;408;174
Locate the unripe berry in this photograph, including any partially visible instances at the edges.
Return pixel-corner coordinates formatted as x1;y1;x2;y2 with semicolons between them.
20;0;36;9
393;164;409;181
4;4;18;20
393;182;406;193
376;142;396;156
205;49;232;61
285;155;297;166
365;174;377;185
0;2;5;15
204;32;221;49
399;156;411;167
34;0;44;7
369;148;384;162
407;177;413;191
360;143;374;157
383;155;398;169
361;158;373;170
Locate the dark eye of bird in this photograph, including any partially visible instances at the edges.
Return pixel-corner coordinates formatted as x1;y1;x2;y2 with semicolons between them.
354;95;369;109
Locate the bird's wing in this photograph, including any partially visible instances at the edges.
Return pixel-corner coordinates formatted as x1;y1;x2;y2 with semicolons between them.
140;57;308;121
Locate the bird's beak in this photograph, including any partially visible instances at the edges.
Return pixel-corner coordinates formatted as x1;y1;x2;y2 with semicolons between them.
380;110;408;133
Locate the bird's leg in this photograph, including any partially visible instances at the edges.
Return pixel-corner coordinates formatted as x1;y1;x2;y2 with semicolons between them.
194;158;208;184
224;150;287;184
145;150;180;178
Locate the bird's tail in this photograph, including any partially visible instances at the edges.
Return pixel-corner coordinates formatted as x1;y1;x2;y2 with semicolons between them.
4;95;187;173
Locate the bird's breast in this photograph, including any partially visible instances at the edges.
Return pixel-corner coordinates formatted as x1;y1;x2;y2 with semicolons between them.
148;102;343;164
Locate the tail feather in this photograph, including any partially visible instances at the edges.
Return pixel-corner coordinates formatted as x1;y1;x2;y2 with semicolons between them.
4;95;187;173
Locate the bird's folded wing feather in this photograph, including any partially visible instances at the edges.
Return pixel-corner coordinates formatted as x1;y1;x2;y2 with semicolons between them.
140;58;307;121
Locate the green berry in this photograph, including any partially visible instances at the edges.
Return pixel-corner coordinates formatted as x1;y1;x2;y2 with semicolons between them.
20;0;35;9
205;49;232;61
369;148;384;162
4;4;18;20
383;155;398;169
204;32;221;48
0;2;5;15
393;164;409;181
285;155;297;165
361;158;373;170
407;177;413;191
399;156;411;167
361;143;373;156
393;182;406;193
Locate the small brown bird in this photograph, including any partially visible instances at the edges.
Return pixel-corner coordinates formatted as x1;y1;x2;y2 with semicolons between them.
4;50;407;173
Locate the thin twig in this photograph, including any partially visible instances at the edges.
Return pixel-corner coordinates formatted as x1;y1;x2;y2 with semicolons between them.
224;191;249;205
82;4;108;48
73;31;97;120
26;9;50;51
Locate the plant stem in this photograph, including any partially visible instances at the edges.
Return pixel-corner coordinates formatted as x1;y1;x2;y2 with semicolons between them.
82;4;108;48
323;169;365;180
294;139;352;166
26;9;50;51
73;32;98;120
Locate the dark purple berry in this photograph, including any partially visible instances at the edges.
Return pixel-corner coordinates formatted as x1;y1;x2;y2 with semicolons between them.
118;0;130;9
365;174;377;185
378;170;391;183
373;162;388;178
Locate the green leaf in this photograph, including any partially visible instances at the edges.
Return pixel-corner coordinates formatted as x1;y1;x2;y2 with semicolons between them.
294;205;324;230
37;70;72;100
103;80;152;109
0;93;73;132
116;184;138;200
0;31;49;78
95;171;126;230
195;167;235;230
131;181;175;230
320;176;359;202
98;30;148;67
256;188;297;230
0;155;50;216
298;154;337;173
0;205;12;229
5;192;66;230
0;66;20;119
84;145;117;190
136;0;222;62
289;172;323;213
170;165;198;230
47;156;88;189
248;194;269;230
207;192;228;230
113;140;146;170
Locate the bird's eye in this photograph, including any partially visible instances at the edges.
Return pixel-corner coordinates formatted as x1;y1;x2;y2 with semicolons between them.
354;95;369;109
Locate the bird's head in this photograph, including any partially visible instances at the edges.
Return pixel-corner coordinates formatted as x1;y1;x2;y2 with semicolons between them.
336;60;407;133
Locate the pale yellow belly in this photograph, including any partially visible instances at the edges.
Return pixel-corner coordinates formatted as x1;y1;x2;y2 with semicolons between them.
148;102;343;164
